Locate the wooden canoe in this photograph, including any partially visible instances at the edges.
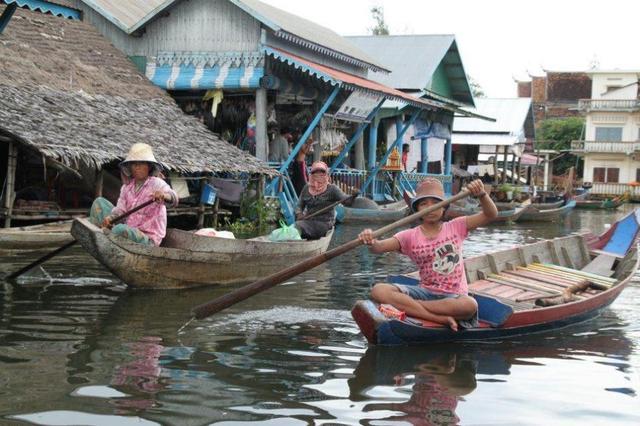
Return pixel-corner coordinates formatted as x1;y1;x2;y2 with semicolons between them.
335;200;408;223
70;217;334;289
352;209;640;345
495;199;563;210
446;200;531;224
575;196;625;210
0;220;74;251
517;200;576;222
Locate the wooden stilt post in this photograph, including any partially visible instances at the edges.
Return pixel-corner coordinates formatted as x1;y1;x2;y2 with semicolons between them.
95;169;104;198
257;174;265;232
4;142;17;228
197;177;205;229
493;145;499;185
501;145;509;184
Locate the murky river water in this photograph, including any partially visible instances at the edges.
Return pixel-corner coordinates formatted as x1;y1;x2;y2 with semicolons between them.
1;207;638;425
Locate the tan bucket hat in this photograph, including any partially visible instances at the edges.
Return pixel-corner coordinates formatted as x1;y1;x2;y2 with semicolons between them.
411;178;445;212
120;143;162;169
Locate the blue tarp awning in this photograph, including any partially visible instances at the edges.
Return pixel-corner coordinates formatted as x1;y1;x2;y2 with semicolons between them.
145;63;264;90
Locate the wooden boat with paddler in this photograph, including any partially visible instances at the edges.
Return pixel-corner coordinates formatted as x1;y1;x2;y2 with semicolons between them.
351;209;640;345
71;217;334;289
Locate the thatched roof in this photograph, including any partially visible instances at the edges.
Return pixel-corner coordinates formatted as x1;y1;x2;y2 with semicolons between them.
0;8;274;175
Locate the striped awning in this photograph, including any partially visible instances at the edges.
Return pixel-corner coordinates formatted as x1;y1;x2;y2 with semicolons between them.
145;52;264;90
146;63;264;90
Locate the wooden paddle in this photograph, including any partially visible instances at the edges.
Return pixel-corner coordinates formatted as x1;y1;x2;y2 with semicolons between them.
192;189;471;320
298;192;359;221
6;198;156;281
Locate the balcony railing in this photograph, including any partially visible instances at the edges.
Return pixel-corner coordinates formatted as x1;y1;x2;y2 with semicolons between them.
578;99;640;111
571;140;640;154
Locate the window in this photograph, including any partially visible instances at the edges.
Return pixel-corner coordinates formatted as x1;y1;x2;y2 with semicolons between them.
593;167;619;183
595;127;623;141
636;168;640;182
593;167;606;183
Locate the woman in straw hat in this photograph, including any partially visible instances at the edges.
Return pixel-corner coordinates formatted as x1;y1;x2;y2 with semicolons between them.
294;160;354;239
89;143;178;246
358;178;497;331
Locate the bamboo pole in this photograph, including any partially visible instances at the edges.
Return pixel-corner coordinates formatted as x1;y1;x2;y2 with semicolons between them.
4;142;17;228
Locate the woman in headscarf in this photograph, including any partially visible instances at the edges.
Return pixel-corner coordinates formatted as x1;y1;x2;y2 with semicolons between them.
294;161;353;239
89;143;178;246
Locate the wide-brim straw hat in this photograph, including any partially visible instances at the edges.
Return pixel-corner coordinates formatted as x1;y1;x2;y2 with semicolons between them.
411;178;445;212
119;143;162;170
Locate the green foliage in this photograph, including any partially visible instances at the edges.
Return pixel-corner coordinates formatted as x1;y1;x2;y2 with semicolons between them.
466;74;485;98
225;180;279;238
369;6;389;35
536;118;584;175
220;217;257;239
497;183;514;193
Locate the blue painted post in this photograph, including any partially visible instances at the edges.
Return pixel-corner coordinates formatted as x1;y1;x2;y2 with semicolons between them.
277;85;340;175
0;3;17;34
444;138;452;176
330;99;385;172
395;116;403;140
361;110;420;193
420;137;428;173
266;85;341;194
368;118;378;170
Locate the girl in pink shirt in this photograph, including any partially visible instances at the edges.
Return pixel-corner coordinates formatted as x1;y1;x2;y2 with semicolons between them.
89;143;178;246
358;178;498;331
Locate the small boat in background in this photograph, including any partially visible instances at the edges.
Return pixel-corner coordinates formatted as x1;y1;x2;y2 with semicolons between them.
71;218;334;289
336;200;408;223
446;200;531;224
575;193;627;210
518;200;576;222
0;220;74;251
351;209;639;345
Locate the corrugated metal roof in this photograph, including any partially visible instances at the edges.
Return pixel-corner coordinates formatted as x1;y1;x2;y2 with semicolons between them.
231;0;388;72
265;47;444;111
79;0;388;72
346;34;474;105
453;98;533;135
347;35;454;89
80;0;175;33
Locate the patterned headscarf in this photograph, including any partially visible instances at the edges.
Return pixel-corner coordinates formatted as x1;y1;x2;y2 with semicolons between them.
308;161;330;195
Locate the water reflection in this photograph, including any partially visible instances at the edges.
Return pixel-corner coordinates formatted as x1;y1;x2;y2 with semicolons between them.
1;207;639;425
348;314;636;425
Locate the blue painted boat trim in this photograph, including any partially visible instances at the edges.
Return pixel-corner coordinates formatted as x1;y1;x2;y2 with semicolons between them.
2;0;80;20
603;210;639;256
380;302;612;345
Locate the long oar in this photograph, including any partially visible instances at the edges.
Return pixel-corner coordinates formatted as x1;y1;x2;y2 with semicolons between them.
192;189;471;320
6;198;156;281
299;192;359;221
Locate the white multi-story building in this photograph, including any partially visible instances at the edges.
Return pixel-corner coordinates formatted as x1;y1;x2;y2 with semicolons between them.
572;70;640;198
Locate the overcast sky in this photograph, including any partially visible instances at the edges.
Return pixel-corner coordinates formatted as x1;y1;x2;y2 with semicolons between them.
262;0;639;98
